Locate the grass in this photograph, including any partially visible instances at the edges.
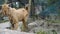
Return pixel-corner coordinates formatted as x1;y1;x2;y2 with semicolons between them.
36;30;57;34
46;19;60;23
36;31;47;34
52;30;57;34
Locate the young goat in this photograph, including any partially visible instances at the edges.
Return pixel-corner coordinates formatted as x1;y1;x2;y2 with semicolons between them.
1;4;29;31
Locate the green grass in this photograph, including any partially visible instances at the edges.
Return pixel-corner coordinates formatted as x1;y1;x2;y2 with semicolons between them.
36;30;47;34
36;30;57;34
47;19;60;23
36;31;47;34
52;30;57;34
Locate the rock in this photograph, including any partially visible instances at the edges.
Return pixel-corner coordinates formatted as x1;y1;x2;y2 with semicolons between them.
0;22;11;29
28;22;38;29
3;17;9;21
28;20;45;28
0;29;34;34
0;22;23;31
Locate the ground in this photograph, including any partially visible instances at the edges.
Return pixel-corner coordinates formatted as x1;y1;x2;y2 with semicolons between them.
0;19;60;34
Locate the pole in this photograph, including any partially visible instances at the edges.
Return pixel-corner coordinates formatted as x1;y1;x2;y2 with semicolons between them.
28;0;32;15
5;0;8;4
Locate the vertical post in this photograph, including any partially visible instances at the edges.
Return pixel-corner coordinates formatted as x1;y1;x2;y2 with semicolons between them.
28;0;32;16
5;0;8;4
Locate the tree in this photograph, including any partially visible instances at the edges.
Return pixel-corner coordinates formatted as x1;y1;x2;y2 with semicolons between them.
47;0;59;6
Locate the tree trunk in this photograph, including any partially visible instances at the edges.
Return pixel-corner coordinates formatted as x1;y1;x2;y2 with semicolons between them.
5;0;8;3
28;0;32;16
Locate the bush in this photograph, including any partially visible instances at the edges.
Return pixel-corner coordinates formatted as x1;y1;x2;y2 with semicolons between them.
36;30;47;34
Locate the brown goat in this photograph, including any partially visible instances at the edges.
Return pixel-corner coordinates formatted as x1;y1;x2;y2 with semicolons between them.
1;4;29;31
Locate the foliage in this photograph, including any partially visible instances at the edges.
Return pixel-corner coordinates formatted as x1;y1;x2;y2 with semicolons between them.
47;20;60;23
0;0;5;5
52;30;57;34
36;30;57;34
36;30;47;34
47;0;59;6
